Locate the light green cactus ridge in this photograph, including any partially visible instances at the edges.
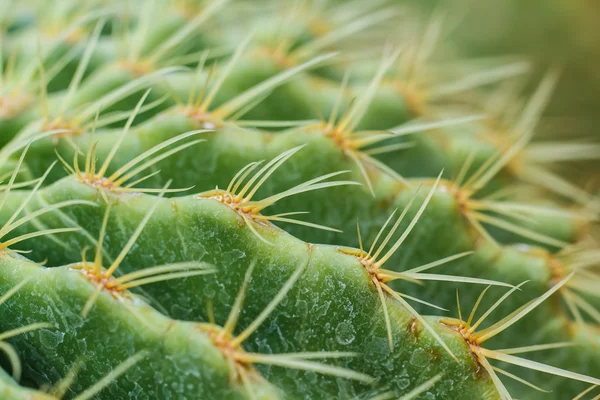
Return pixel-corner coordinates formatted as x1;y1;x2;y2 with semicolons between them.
0;179;503;399
0;171;596;398
22;108;584;248
1;102;592;400
0;104;587;335
3;117;584;267
7;41;587;252
0;255;286;400
8;38;584;247
0;337;167;400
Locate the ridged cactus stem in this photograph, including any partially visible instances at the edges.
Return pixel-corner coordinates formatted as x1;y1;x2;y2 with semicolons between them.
0;1;599;399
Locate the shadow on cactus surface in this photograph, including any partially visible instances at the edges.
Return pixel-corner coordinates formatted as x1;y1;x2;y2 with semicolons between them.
0;0;599;399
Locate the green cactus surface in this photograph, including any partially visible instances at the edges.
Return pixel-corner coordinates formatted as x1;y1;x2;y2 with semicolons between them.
0;1;599;399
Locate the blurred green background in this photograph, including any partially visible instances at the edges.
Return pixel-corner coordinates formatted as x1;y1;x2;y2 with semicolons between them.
447;0;600;119
406;0;600;185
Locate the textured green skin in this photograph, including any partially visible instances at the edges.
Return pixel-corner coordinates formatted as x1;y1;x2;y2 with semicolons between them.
0;79;584;398
0;253;278;400
0;178;499;399
0;178;587;395
0;176;588;398
7;109;579;318
0;2;597;398
18;109;581;249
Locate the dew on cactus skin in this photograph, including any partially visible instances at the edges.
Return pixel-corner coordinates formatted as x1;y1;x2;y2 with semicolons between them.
410;348;429;367
335;320;355;345
39;328;64;350
398;377;410;389
223;249;245;266
295;299;308;318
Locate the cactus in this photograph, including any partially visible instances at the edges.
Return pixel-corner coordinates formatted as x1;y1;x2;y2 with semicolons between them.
0;1;599;399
